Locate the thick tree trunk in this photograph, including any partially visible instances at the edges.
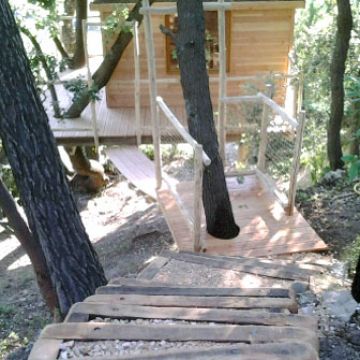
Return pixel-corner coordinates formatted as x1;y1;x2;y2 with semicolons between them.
327;0;352;170
0;179;59;314
20;26;61;118
64;0;150;118
0;0;107;317
162;0;239;239
352;256;360;302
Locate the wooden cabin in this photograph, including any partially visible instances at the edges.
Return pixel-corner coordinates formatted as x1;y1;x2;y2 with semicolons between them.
91;0;304;109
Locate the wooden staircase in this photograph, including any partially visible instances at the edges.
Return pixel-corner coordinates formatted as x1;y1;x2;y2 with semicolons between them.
29;252;322;359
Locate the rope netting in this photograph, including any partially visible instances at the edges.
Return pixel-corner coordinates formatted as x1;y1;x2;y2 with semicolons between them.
224;88;297;197
264;109;297;193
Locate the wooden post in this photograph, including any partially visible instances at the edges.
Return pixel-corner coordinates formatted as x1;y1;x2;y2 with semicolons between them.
286;111;306;216
194;144;205;252
297;71;304;116
82;20;99;156
257;84;272;172
134;21;142;146
218;0;226;162
142;0;162;189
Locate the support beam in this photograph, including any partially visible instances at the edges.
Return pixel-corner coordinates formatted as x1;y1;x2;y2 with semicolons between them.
218;0;227;162
142;0;162;189
286;111;306;216
133;21;142;145
82;20;99;155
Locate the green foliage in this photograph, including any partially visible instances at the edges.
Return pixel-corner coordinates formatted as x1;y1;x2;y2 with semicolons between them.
28;0;55;10
64;77;101;103
295;0;360;182
342;235;360;277
342;154;360;181
140;145;154;161
103;4;131;38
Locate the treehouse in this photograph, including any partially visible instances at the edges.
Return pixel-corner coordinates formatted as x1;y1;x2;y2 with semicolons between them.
92;0;304;110
50;0;305;146
48;0;328;258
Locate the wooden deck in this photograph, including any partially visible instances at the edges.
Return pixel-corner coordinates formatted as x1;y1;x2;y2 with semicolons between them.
158;175;328;258
47;87;244;145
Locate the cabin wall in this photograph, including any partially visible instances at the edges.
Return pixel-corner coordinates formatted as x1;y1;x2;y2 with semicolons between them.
98;7;295;108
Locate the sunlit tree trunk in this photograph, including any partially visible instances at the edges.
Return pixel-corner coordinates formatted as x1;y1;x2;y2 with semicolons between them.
161;0;240;239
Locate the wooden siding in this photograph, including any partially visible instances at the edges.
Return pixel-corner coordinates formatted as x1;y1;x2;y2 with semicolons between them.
99;7;295;108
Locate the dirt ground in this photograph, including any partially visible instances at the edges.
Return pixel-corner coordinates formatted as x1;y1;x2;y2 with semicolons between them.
0;173;359;359
0;175;174;360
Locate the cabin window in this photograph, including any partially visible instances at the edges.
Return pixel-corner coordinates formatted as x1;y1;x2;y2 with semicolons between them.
165;12;231;73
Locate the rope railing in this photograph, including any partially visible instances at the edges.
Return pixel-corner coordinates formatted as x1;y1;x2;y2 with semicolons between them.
156;96;211;251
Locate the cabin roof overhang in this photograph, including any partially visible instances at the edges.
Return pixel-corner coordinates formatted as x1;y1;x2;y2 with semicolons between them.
91;1;305;11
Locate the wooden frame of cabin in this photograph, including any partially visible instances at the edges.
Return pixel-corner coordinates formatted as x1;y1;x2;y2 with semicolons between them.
91;0;305;110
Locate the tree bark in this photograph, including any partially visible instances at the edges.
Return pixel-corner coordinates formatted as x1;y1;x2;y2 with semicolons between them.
327;0;352;170
64;0;150;118
0;0;107;317
20;26;61;118
352;255;360;302
161;0;240;239
0;178;59;314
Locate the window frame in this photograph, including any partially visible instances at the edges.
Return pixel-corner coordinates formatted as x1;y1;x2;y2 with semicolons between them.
165;11;232;74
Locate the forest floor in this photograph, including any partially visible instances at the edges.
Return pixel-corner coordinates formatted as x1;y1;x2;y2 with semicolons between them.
0;172;359;359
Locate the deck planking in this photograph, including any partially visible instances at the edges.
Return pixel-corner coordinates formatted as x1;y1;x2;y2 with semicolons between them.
157;174;328;257
47;86;245;145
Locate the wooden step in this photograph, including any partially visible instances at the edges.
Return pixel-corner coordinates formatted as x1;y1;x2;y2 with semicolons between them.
96;285;293;298
38;323;318;350
29;338;318;360
84;293;298;313
65;302;317;330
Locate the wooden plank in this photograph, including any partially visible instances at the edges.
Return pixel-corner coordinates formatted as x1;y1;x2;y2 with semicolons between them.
66;303;317;330
137;256;170;280
96;285;291;298
102;342;317;360
106;145;157;199
28;339;62;360
84;294;298;313
40;323;318;350
164;251;311;281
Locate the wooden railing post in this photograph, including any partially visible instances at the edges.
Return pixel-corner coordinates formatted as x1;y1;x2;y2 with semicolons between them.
194;144;205;252
218;0;227;162
133;21;142;146
82;19;99;156
286;111;306;216
257;84;272;172
142;0;162;189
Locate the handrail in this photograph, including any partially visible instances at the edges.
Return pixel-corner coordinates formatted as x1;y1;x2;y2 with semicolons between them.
222;93;298;129
257;92;298;129
156;96;211;167
221;95;261;104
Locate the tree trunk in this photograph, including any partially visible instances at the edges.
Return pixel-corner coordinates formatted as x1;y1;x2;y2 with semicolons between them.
67;146;108;193
0;0;107;317
70;0;87;69
20;26;61;118
327;0;352;170
64;0;150;118
352;255;360;302
0;178;59;314
162;0;240;239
